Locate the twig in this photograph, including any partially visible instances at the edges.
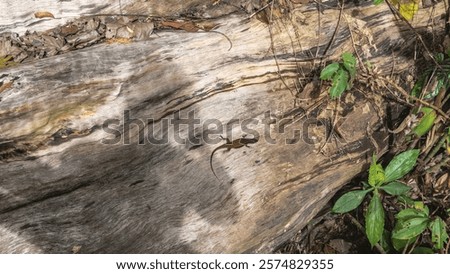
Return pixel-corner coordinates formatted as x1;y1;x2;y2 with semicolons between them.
407;235;420;254
367;122;380;155
345;213;387;254
267;0;297;96
424;157;450;173
385;0;444;71
424;134;446;164
248;1;273;19
344;16;368;74
380;78;450;121
0;140;14;145
320;1;344;64
314;1;322;63
319;98;339;153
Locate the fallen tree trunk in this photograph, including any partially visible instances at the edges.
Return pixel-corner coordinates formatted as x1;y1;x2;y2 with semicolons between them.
0;0;445;253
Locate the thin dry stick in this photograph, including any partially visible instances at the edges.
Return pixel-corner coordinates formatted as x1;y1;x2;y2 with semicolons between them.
345;16;368;74
267;1;297;97
381;78;450;120
407;235;421;254
345;213;387;254
319;98;339;153
248;0;273;19
385;0;444;71
320;1;344;63
314;1;322;63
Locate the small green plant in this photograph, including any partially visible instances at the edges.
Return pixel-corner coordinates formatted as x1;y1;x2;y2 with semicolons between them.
332;150;420;247
411;52;450;100
320;52;356;99
391;202;449;252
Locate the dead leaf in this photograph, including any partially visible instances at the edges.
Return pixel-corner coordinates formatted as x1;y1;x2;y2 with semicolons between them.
34;11;55;19
434;173;449;192
160;21;200;32
60;25;79;36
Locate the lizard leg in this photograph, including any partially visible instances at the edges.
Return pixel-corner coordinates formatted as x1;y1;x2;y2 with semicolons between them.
219;135;231;143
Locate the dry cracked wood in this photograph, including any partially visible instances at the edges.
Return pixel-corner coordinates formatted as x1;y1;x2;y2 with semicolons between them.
0;1;446;253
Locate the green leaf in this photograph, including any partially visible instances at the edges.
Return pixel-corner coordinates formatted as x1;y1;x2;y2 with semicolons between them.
396;208;428;220
429;217;449;250
392;217;429;240
380;230;393;253
424;77;444;99
411;76;425;97
392;236;416;251
368;154;385;187
329;69;349;99
413;108;436;137
384;149;420;182
412;247;435;254
373;0;384;5
332;189;371;213
342;52;356;79
365;191;385;247
436;52;445;63
380;181;411;196
412;201;430;216
320;63;340;80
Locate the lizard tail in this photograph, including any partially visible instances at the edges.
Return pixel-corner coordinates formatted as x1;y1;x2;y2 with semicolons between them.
210;158;221;181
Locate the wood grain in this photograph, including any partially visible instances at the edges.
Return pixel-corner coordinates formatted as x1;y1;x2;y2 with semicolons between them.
0;1;445;253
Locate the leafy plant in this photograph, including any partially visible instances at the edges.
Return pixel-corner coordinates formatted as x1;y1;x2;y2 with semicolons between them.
320;52;356;99
392;204;449;251
332;150;420;247
325;4;449;254
411;52;450;100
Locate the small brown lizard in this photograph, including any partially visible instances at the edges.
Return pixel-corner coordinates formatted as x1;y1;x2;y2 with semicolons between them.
210;136;259;181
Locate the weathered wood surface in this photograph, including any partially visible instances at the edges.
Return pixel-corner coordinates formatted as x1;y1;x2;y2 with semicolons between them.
0;0;245;35
0;1;446;253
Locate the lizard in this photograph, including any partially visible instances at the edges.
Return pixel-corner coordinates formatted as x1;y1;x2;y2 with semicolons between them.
209;136;259;181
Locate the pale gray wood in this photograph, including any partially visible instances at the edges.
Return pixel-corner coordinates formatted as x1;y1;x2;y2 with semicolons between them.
0;0;241;35
0;1;445;253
